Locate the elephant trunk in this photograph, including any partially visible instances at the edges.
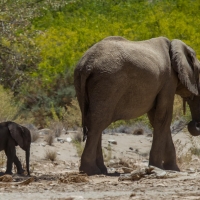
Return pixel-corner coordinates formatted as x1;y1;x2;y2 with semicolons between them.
26;149;30;176
188;120;200;136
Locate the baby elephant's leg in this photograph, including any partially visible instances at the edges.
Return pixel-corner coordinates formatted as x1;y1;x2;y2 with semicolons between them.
4;149;15;175
14;155;25;174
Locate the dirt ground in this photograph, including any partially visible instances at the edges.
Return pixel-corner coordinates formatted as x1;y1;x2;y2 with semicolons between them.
1;129;200;200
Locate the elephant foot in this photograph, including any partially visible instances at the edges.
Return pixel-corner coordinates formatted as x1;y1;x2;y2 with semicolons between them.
163;163;180;171
5;171;13;175
79;163;101;176
149;160;164;170
17;169;25;175
97;163;108;174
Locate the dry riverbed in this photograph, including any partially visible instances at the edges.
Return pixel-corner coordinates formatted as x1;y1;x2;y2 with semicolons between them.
1;129;200;200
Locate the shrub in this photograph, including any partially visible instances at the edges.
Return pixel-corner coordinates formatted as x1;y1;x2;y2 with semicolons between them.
0;85;22;122
73;131;82;143
62;98;81;129
45;150;57;161
0;152;6;167
103;144;112;164
72;131;84;157
31;131;40;142
105;121;152;135
45;132;55;146
49;121;63;138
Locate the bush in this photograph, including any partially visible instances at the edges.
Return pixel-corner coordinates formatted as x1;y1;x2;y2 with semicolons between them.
72;131;84;157
49;121;63;138
62;98;81;129
31;130;40;142
45;132;55;146
45;150;57;161
0;152;6;167
0;85;22;122
105;121;152;135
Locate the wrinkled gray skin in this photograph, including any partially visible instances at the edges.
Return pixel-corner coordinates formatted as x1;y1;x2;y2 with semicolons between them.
0;121;31;176
74;36;200;175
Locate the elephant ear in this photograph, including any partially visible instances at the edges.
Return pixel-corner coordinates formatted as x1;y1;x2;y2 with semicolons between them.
170;39;200;95
8;122;24;149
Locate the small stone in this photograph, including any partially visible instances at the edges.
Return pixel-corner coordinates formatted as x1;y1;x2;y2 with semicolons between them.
66;137;72;143
130;193;136;197
57;138;65;143
146;133;153;137
122;167;133;173
133;128;144;135
108;139;117;145
156;171;167;178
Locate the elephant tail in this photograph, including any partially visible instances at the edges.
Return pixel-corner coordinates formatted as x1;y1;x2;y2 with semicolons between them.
74;65;91;142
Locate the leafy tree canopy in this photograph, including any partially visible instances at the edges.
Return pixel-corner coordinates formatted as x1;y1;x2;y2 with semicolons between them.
1;0;200;126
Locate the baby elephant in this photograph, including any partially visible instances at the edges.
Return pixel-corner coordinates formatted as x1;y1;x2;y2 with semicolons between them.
0;121;31;175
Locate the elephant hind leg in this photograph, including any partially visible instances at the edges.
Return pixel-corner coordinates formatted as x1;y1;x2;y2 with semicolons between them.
14;155;25;174
96;134;107;174
79;130;102;175
80;111;112;175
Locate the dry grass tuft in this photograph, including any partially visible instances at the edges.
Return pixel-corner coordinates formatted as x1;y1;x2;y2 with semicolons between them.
174;139;192;170
0;152;6;167
62;98;81;128
45;132;55;146
45;150;57;161
133;128;144;135
104;122;152;135
50;122;63;138
103;144;112;163
31;130;40;142
72;131;84;157
59;172;88;183
188;134;200;157
73;131;82;143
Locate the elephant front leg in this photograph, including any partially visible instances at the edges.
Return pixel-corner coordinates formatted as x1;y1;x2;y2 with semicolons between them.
149;87;179;171
4;145;15;175
162;135;180;171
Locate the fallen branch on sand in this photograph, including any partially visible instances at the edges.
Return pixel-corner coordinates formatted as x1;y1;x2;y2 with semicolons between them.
0;175;34;186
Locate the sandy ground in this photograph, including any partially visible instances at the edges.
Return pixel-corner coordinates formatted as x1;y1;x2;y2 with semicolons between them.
1;129;200;200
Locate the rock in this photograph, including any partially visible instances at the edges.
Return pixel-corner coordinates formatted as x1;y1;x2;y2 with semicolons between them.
133;128;144;135
24;124;38;131
108;139;117;145
66;137;72;143
38;128;52;135
155;170;167;178
61;128;67;134
71;196;84;200
146;133;153;137
57;138;65;143
129;147;133;150
122;167;133;173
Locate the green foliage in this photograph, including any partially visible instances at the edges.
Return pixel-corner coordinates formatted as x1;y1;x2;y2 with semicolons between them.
0;85;23;122
62;98;81;129
1;0;200;126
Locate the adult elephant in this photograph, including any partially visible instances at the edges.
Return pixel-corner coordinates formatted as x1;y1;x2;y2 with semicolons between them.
74;36;200;175
0;121;31;175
